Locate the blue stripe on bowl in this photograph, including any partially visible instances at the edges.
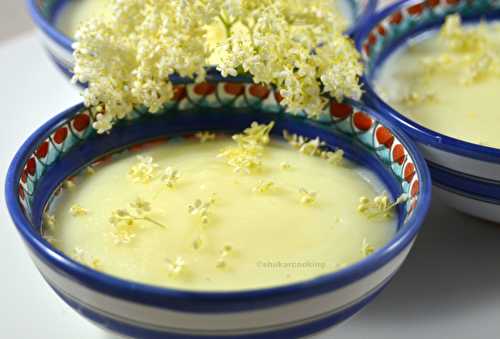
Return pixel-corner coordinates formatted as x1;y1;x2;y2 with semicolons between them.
48;276;393;339
428;162;500;204
26;0;73;52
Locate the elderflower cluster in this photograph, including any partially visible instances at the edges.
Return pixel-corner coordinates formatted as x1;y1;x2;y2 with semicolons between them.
43;213;56;229
109;197;166;245
280;161;292;170
218;122;274;173
69;204;88;217
253;180;276;193
128;156;160;183
161;167;181;189
423;15;500;85
299;188;317;205
283;130;344;165
63;179;76;189
72;0;363;133
73;247;101;269
195;131;217;143
188;196;216;225
283;130;308;149
357;193;408;219
361;238;374;257
166;256;186;276
299;138;326;156
321;149;344;165
216;244;233;269
399;90;437;107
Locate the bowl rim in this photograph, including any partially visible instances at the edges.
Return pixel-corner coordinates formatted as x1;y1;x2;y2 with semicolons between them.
355;0;500;164
5;99;431;311
26;0;379;52
26;0;73;52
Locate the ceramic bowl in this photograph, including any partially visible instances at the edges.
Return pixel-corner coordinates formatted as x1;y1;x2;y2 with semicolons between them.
27;0;378;80
356;0;500;222
5;79;430;338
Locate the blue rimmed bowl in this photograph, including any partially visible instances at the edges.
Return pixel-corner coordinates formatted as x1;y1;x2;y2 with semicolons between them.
5;81;430;338
27;0;378;80
356;0;500;222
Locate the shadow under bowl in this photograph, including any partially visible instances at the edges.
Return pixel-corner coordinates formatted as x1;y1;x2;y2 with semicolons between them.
356;0;500;223
5;81;430;338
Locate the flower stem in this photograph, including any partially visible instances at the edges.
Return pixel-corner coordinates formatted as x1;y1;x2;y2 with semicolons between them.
139;216;167;229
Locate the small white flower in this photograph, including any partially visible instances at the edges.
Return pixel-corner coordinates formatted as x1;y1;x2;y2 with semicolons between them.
299;188;317;205
166;256;185;275
43;213;56;229
93;114;113;134
109;229;136;245
361;238;374;257
188;198;213;225
358;193;408;219
128;156;160;183
69;204;88;217
280;162;291;170
63;179;76;189
299;137;325;156
129;197;152;216
253;180;275;193
161;167;180;188
322;149;344;165
195;131;216;143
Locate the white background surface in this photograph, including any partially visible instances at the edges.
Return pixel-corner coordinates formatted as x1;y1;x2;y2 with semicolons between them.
0;5;499;339
0;1;33;42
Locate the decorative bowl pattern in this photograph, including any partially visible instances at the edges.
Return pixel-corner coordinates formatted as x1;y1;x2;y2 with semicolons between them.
27;0;378;80
356;0;500;222
6;81;431;338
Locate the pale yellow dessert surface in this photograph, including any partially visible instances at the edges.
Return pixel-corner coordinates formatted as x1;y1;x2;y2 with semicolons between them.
46;139;396;291
375;23;500;148
57;0;112;37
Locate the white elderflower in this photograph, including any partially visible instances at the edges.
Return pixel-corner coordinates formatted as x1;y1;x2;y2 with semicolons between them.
321;149;344;165
299;188;317;205
69;204;88;217
358;193;409;219
72;247;101;269
218;122;274;174
160;167;180;189
73;0;363;132
216;244;233;269
128;156;160;183
93;113;113;134
43;213;56;229
166;256;185;276
195;131;216;143
188;198;214;225
361;238;374;257
299;137;325;156
129;197;152;216
253;180;276;193
280;161;291;170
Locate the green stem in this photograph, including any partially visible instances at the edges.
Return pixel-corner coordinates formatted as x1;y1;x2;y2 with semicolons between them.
218;13;232;38
139;216;167;229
